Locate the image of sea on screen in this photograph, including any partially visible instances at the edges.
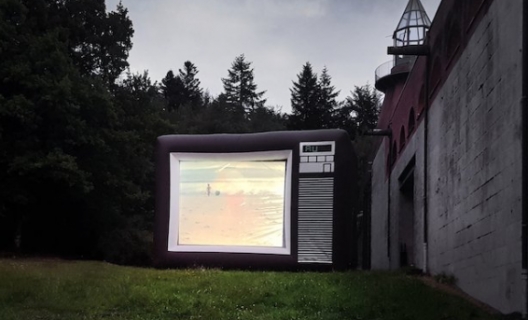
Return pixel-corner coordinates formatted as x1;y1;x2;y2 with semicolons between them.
167;151;292;254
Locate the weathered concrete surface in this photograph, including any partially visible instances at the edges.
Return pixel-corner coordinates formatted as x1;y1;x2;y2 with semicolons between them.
370;143;389;269
371;122;426;270
388;122;425;270
426;0;523;313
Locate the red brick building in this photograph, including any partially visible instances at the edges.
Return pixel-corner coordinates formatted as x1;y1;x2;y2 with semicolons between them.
370;0;527;314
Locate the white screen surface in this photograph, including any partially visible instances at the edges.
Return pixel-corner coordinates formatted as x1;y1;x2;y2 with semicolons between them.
168;151;292;254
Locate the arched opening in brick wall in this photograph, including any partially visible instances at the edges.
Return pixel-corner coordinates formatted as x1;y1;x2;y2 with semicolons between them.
399;126;406;153
418;85;426;118
408;108;416;135
391;141;398;167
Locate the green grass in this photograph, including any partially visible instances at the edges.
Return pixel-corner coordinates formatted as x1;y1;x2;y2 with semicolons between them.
0;258;498;320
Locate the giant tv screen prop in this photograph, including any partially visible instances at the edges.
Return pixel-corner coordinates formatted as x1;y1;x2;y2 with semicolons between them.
154;129;357;270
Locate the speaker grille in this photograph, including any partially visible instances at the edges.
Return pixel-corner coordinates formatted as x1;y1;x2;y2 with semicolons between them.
297;177;334;264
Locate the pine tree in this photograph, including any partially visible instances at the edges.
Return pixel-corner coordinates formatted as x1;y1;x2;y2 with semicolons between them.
178;61;202;107
347;84;380;134
288;62;321;130
221;54;266;115
161;70;186;112
332;85;379;138
332;101;357;139
318;66;340;128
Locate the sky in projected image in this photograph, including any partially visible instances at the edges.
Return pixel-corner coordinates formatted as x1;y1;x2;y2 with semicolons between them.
179;160;286;196
178;160;286;247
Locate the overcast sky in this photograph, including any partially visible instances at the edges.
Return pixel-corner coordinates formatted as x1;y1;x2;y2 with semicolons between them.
106;0;440;113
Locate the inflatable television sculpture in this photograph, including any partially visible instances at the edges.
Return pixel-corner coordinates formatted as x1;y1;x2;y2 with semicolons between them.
154;129;357;270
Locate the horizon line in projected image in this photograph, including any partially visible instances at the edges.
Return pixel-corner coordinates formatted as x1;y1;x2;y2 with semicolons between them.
178;160;286;248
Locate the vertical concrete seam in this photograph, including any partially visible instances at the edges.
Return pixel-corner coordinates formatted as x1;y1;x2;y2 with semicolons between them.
522;0;528;316
387;129;393;263
423;44;430;275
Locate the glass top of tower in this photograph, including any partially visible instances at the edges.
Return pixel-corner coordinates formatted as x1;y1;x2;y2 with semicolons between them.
393;0;431;47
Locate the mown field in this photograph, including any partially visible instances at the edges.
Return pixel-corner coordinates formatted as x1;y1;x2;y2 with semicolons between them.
0;258;499;320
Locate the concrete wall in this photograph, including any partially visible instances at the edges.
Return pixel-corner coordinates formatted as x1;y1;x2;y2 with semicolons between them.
370;122;426;270
426;0;523;313
370;142;389;269
388;123;425;270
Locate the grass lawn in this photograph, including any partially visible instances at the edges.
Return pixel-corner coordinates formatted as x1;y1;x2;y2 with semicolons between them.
0;258;499;320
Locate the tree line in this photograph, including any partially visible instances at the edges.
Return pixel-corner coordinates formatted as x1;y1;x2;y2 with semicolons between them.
160;55;379;138
0;0;379;265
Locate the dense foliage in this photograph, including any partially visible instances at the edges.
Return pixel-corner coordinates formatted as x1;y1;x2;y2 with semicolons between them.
0;0;380;265
0;0;170;264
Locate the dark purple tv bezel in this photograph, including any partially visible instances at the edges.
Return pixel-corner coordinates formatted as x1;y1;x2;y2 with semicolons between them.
154;129;357;270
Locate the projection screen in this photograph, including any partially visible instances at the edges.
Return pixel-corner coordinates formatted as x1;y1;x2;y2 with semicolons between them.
168;151;292;255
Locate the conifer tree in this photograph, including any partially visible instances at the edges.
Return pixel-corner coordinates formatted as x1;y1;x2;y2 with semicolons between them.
221;54;266;114
178;61;202;107
332;84;380;138
161;70;186;112
318;66;340;128
288;62;321;130
347;84;380;134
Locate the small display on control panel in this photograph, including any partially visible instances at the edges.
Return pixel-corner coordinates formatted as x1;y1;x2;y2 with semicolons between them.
302;144;333;153
299;141;335;173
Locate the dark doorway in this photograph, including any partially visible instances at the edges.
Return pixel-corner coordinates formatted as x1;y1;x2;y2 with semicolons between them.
398;159;415;267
